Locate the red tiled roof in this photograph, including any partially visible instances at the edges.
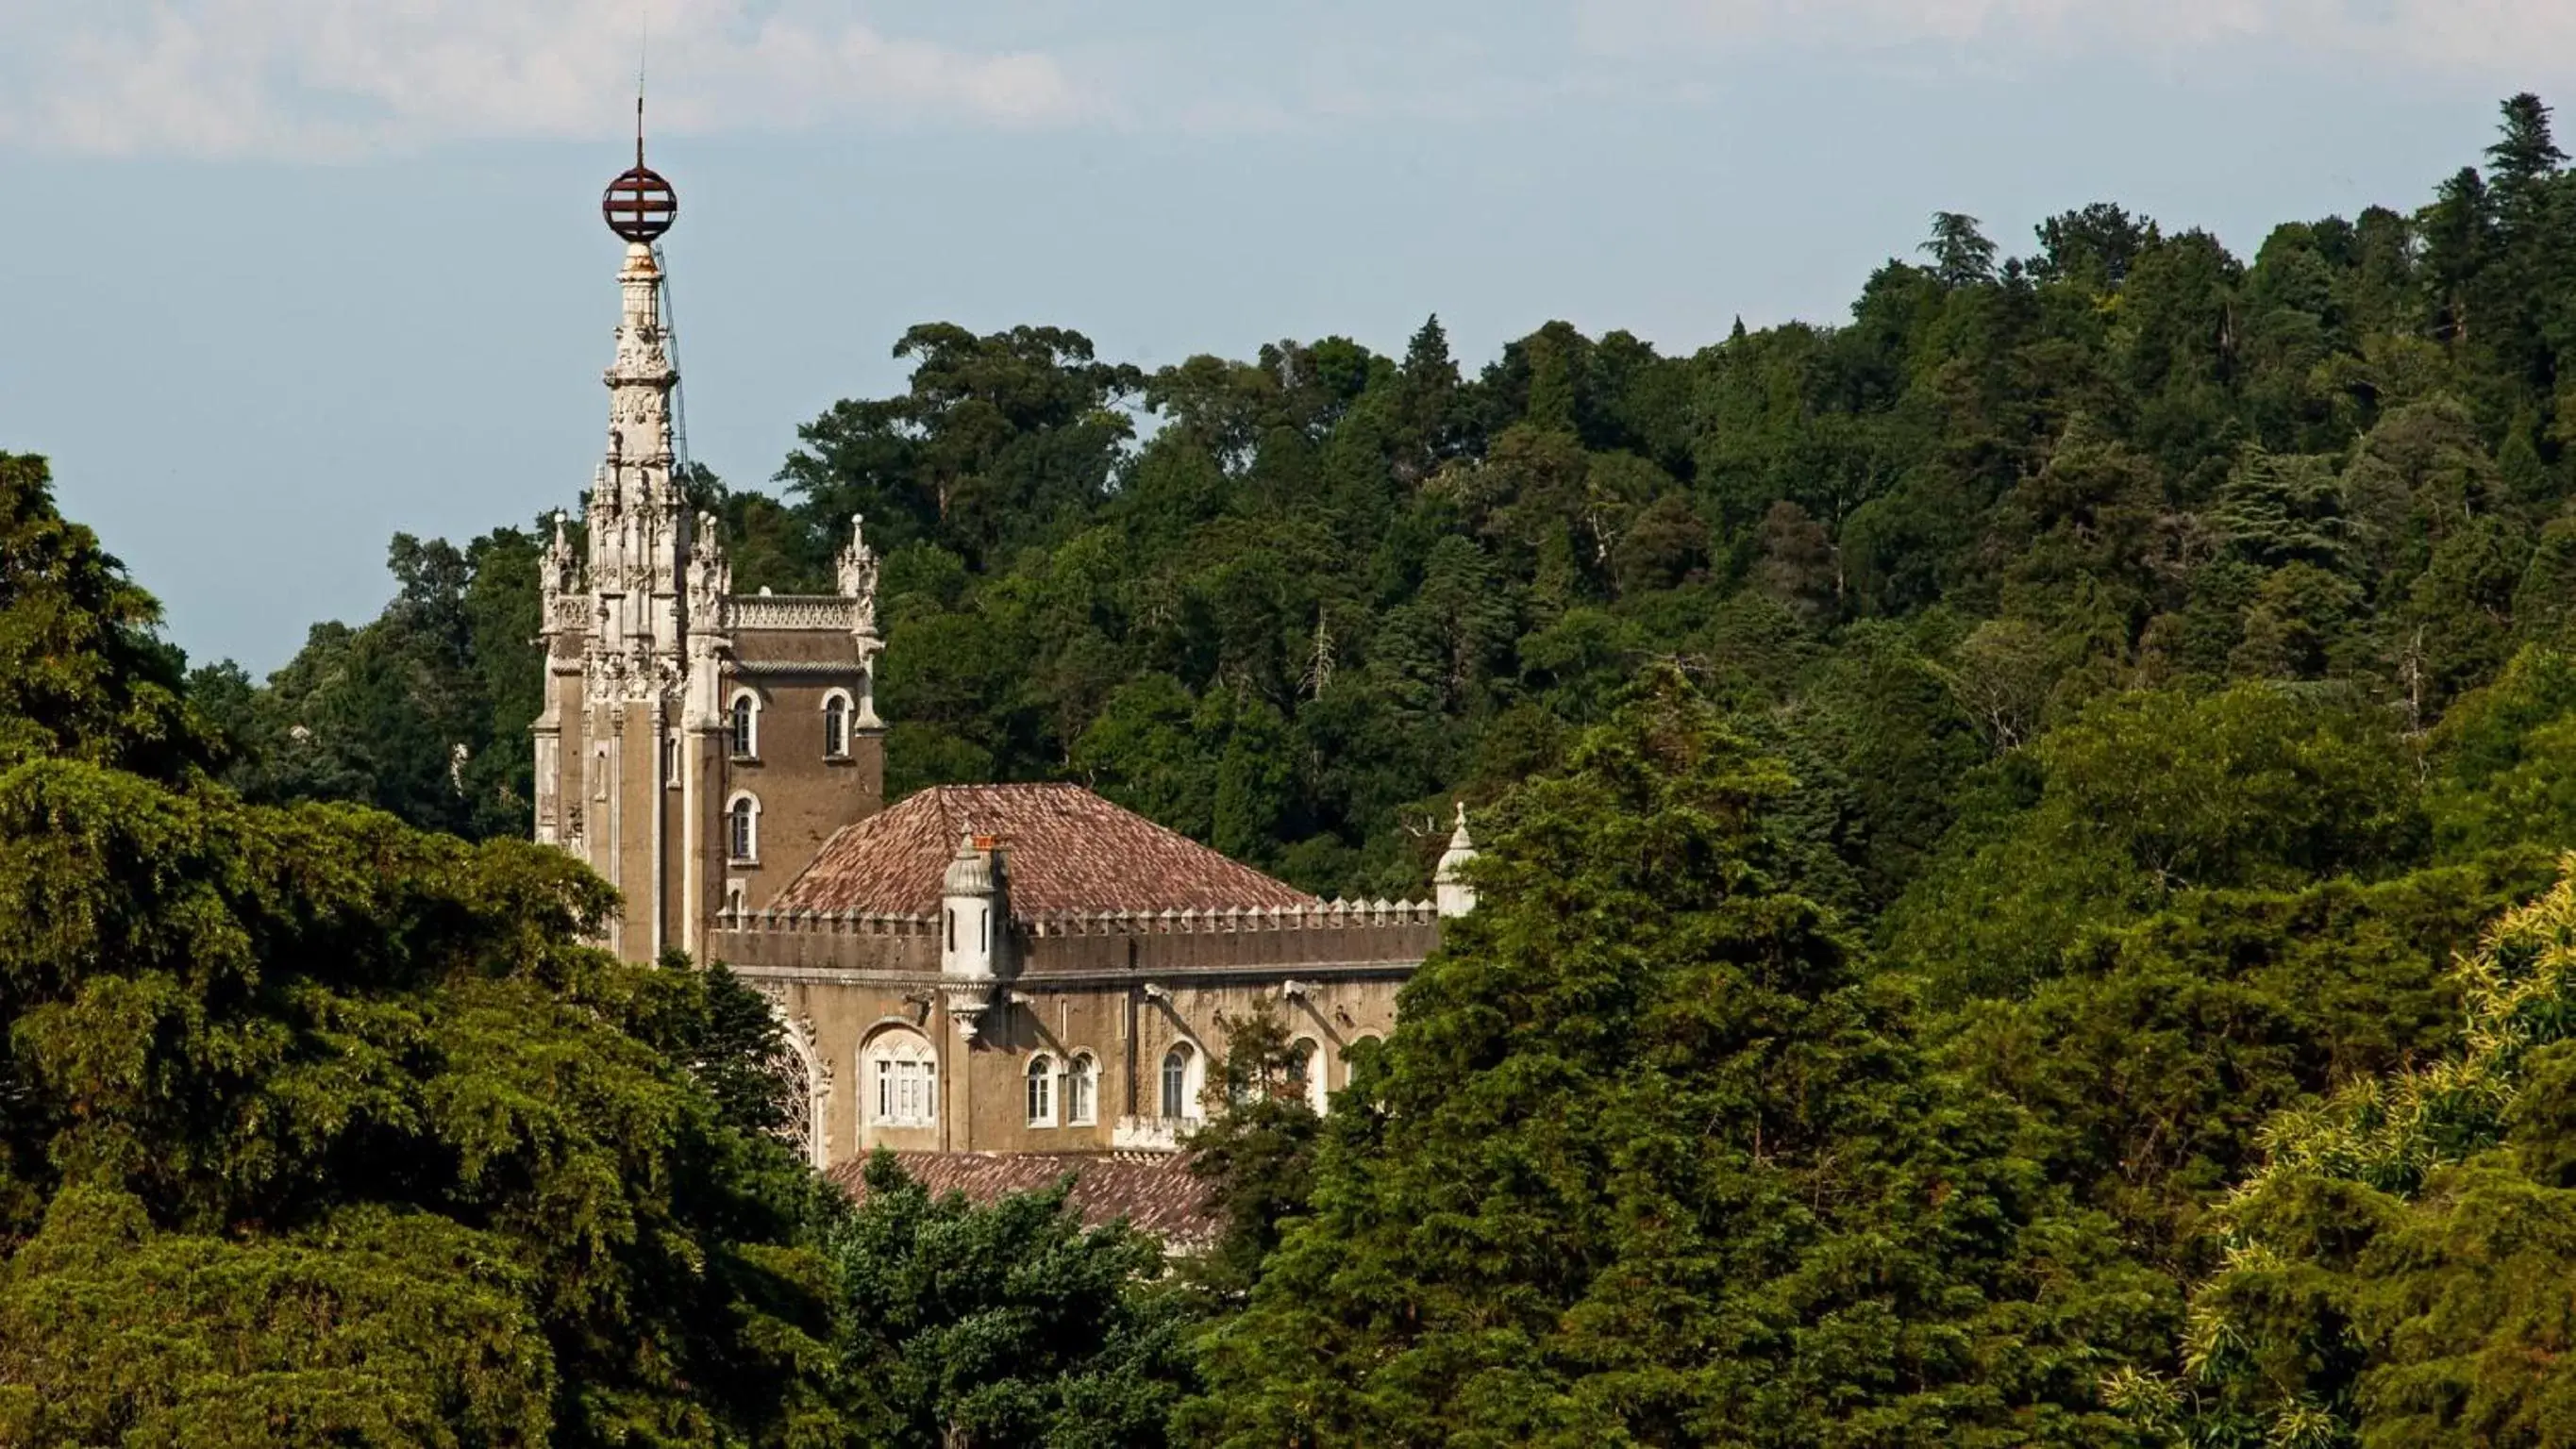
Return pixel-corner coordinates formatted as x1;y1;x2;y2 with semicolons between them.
771;783;1317;918
830;1150;1216;1251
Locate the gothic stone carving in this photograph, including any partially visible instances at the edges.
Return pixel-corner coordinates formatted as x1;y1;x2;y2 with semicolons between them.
837;515;880;640
749;982;832;1168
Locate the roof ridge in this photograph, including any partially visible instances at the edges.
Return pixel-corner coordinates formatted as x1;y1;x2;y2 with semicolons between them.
771;781;1320;917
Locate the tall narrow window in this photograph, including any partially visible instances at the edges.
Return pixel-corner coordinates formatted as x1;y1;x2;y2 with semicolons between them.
823;693;850;758
728;692;759;758
1067;1054;1097;1125
1293;1039;1330;1115
1026;1055;1056;1126
1161;1043;1196;1121
728;794;759;863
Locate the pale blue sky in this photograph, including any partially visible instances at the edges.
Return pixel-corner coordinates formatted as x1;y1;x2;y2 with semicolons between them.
1;1;2568;671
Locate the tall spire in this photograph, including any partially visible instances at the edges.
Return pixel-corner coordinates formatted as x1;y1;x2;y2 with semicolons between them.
584;137;688;691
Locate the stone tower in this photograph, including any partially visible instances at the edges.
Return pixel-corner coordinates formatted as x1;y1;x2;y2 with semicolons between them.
532;139;886;963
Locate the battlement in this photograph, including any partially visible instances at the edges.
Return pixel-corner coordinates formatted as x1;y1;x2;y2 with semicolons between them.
709;895;1442;977
714;897;1439;936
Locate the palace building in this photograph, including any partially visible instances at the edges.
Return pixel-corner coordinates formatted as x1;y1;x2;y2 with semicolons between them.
534;137;1476;1218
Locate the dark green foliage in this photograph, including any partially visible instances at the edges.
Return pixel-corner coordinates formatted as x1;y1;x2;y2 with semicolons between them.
1945;855;2551;1270
0;460;845;1446
0;453;208;780
1185;670;2173;1447
1177;1003;1329;1304
0;762;850;1446
681;952;795;1137
198;525;544;840
1889;683;2430;1003
2112;871;2576;1446
828;1153;1196;1448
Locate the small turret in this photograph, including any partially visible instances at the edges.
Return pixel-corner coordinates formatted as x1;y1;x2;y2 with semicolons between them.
1435;802;1480;918
942;831;1010;979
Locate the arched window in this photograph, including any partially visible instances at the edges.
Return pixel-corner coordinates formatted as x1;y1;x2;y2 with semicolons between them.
1066;1053;1098;1126
866;1030;938;1128
728;691;760;759
1026;1054;1057;1126
1291;1038;1329;1115
1161;1042;1200;1122
727;792;760;864
822;691;852;759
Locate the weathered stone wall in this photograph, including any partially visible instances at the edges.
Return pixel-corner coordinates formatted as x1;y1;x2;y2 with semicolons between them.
738;965;1410;1165
717;628;880;909
713;908;1437;1166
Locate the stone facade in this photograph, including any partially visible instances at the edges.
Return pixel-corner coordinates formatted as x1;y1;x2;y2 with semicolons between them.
536;166;1473;1198
703;784;1446;1172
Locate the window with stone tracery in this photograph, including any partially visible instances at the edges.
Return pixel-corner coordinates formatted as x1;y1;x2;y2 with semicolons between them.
867;1031;937;1129
765;1030;819;1166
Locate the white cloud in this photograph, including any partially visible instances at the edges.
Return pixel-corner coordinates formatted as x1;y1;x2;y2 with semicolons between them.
12;1;2575;162
1580;0;2576;74
0;1;1096;159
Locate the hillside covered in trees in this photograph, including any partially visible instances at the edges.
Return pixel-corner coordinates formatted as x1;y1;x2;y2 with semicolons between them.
18;91;2576;1445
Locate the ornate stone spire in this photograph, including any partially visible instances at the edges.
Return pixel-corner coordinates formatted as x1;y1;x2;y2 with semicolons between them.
583;136;689;702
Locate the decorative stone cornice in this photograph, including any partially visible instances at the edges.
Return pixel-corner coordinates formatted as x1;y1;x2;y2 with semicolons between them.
729;596;859;632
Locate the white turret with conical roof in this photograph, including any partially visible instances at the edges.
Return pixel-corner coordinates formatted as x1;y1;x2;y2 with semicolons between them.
1435;801;1480;918
942;830;1010;980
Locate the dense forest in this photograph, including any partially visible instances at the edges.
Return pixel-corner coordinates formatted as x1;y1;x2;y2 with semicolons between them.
17;91;2576;1444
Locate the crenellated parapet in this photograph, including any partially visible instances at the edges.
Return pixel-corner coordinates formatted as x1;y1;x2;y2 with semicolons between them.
715;905;940;935
717;898;1439;937
710;894;1444;980
1022;900;1443;934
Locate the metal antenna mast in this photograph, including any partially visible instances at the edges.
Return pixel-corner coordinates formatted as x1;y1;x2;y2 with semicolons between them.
632;19;692;476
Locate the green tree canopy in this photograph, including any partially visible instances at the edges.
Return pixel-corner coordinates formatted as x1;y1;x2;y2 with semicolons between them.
1189;669;2168;1447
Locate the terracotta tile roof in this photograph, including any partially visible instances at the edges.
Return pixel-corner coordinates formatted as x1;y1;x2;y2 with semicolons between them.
771;783;1318;918
831;1150;1216;1251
